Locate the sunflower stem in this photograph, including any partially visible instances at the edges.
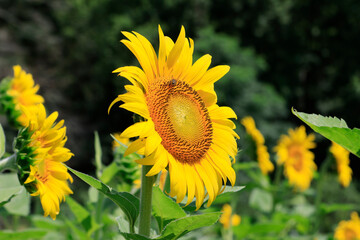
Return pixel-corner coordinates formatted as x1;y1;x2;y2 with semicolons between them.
94;193;104;240
0;154;17;173
138;165;155;237
313;153;333;233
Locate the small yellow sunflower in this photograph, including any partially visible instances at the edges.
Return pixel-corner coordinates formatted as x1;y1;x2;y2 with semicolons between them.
274;126;316;191
330;142;352;188
241;116;274;175
241;116;265;144
109;26;238;209
219;204;241;229
0;65;44;127
334;212;360;240
15;104;73;219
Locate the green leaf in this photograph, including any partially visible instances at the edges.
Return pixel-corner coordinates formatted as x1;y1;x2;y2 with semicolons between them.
152;187;186;232
116;216;157;240
156;212;221;240
67;167;139;232
0;173;30;215
0;229;47;239
94;131;103;178
249;188;273;213
118;233;151;240
100;161;120;184
0;124;5;158
4;187;30;216
66;196;91;231
292;108;360;157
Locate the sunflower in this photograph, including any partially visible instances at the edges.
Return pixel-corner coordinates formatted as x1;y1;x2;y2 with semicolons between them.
330;142;352;188
241;116;274;175
112;132;130;150
274;126;316;191
219;204;241;229
109;26;238;209
334;212;360;240
0;65;44;127
15;103;73;219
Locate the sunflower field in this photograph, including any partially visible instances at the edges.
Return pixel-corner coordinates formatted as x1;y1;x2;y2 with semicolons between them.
1;0;360;239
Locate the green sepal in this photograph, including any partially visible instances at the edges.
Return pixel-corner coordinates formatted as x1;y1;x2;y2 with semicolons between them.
13;126;38;192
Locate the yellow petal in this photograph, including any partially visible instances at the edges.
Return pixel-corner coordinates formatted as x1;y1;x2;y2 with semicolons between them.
167;26;185;69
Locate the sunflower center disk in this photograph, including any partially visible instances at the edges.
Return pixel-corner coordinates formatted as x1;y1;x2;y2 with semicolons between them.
288;145;303;171
146;80;213;164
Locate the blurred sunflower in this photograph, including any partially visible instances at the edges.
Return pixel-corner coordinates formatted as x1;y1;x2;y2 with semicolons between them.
0;65;44;127
241;116;274;175
334;212;360;240
112;132;130;150
15;104;73;219
219;204;241;229
109;26;238;209
330;142;352;188
111;132;141;188
274;126;316;191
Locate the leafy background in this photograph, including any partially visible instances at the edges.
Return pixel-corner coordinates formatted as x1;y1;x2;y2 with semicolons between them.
0;0;360;237
2;0;360;173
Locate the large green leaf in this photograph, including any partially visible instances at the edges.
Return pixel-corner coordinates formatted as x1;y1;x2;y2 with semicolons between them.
156;212;221;240
0;124;5;158
0;173;30;215
292;108;360;157
4;187;30;216
67;167;139;232
152;187;186;232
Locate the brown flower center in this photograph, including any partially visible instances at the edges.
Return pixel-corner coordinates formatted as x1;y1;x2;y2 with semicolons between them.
146;80;212;164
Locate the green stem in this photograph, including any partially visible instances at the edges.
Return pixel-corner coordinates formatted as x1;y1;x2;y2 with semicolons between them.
271;164;283;213
138;165;155;237
314;154;333;233
274;163;283;186
94;193;104;240
0;154;17;172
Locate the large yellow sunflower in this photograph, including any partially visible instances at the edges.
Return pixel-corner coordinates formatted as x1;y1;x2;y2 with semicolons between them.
15;103;73;219
330;142;352;188
274;126;316;191
241;116;274;175
109;26;238;209
334;212;360;240
0;65;44;127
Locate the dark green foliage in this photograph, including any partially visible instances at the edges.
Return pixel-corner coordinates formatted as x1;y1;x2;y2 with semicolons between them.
1;0;360;172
